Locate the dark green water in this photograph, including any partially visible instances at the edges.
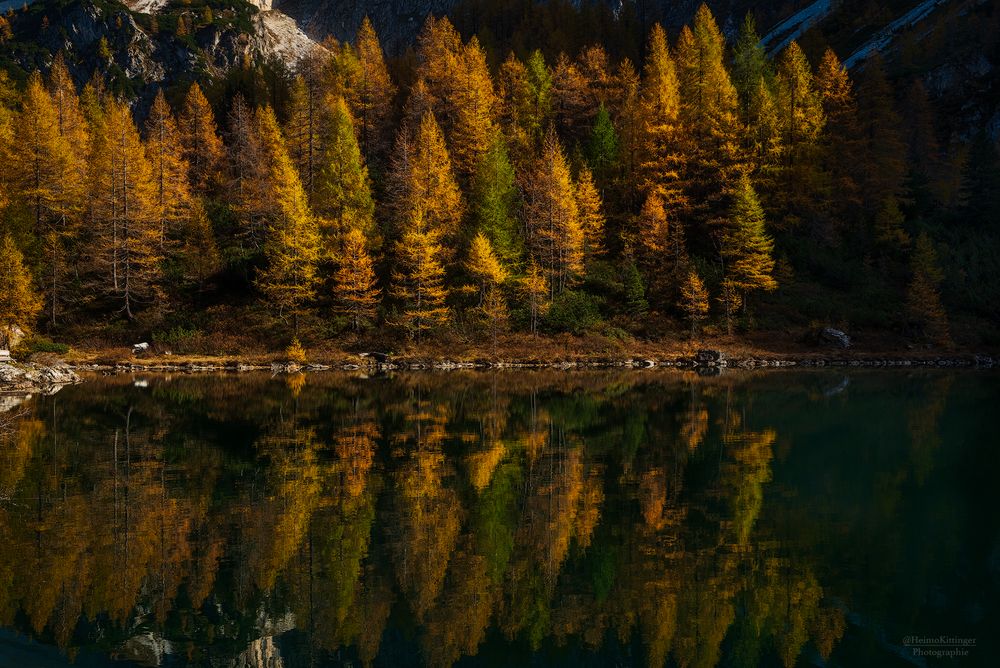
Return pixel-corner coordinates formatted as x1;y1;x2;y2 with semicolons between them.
0;370;996;667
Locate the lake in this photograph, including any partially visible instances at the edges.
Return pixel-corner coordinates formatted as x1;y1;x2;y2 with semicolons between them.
0;369;996;667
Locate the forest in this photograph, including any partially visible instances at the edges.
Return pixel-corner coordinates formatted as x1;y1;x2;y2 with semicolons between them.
1;3;998;357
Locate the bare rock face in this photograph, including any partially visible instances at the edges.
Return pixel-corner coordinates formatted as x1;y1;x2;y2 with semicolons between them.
0;361;80;395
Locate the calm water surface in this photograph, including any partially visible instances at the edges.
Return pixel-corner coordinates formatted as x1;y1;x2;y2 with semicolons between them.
0;370;996;667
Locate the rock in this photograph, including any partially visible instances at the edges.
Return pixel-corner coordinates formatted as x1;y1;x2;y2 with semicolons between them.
0;361;80;394
360;352;390;363
695;350;724;364
0;350;10;362
813;327;851;349
133;342;150;355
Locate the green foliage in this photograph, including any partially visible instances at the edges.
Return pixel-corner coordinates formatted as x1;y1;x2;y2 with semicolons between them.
586;103;618;178
622;260;648;318
473;133;522;265
17;335;69;355
543;290;602;334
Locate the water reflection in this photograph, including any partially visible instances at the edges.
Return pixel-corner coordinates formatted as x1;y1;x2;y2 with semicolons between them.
0;370;996;667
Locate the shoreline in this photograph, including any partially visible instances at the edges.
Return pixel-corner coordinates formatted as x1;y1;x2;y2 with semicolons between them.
4;344;997;395
62;349;998;374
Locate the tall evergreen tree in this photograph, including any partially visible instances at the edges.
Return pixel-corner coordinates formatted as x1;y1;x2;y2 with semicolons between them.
472;133;522;266
314;95;376;250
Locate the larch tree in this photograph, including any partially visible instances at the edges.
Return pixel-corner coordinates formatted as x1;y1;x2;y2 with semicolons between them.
638;23;685;208
16;72;83;325
388;111;464;254
392;221;450;342
679;268;709;337
414;17;497;181
523;129;583;296
635;192;669;268
676;5;744;215
466;232;508;303
352;17;397;166
732;16;781;176
721;175;777;324
521;260;549;335
575;166;606;266
335;227;380;332
144;89;192;249
552;52;591;144
856;57;907;210
227;94;270;252
0;235;42;348
253;106;322;332
472;132;522;266
284;74;323;202
313;95;376;251
907;231;950;345
89;98;161;319
816;48;861;236
178;83;224;193
774;41;825;226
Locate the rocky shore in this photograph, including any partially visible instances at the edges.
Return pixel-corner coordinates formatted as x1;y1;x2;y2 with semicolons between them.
0;360;81;394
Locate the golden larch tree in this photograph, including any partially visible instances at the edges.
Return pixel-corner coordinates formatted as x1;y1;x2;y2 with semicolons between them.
144;89;192;249
89;98;161;318
392;222;450;342
466;232;508;303
679;268;709;337
16;72;84;325
253;106;322;331
523;129;583;296
178;83;224;193
388;111;465;252
907;231;950;345
638;23;685;207
352;17;397;165
335;227;380;332
574;166;606;266
0;235;42;348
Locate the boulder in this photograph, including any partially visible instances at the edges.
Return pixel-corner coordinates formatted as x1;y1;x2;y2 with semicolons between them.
807;327;852;349
0;361;80;394
695;350;724;364
133;342;150;355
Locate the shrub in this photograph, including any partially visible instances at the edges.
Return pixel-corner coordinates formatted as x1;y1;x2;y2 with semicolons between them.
285;338;307;364
543;290;603;335
16;336;70;355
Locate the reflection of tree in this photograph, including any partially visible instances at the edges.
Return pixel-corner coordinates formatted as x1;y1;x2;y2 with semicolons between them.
0;370;876;667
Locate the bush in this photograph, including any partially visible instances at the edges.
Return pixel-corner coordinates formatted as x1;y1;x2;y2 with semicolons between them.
543;290;603;335
152;326;205;353
18;336;70;355
285;338;307;364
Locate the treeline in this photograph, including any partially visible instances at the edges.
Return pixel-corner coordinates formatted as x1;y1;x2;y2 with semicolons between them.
1;4;996;350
